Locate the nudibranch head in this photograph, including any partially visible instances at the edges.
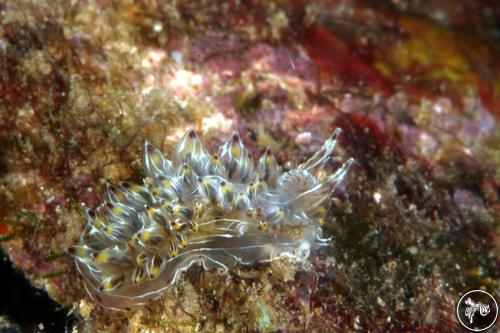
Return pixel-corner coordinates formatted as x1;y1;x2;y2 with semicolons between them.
69;128;354;310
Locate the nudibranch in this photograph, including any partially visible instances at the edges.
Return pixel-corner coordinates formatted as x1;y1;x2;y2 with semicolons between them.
69;128;354;310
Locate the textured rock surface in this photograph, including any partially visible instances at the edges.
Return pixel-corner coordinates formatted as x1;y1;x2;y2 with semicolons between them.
0;0;498;332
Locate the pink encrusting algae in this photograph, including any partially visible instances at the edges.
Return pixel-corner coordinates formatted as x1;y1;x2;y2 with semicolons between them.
68;129;353;310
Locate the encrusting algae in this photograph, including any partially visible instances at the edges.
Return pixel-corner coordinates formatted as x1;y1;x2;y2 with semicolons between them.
68;128;354;310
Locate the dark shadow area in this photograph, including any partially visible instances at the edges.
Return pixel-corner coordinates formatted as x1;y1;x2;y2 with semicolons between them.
0;250;74;333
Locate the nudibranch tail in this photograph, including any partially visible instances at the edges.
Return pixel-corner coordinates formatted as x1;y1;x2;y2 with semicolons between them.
69;129;353;310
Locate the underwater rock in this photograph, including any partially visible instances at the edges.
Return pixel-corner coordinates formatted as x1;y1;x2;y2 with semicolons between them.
0;0;498;332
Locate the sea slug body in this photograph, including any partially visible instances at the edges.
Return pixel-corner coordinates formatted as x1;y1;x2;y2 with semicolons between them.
69;128;354;310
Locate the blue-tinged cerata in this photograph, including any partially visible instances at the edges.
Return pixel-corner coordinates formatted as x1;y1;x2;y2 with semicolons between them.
68;128;354;310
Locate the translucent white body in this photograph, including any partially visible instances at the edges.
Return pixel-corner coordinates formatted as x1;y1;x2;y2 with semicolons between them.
69;129;353;310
